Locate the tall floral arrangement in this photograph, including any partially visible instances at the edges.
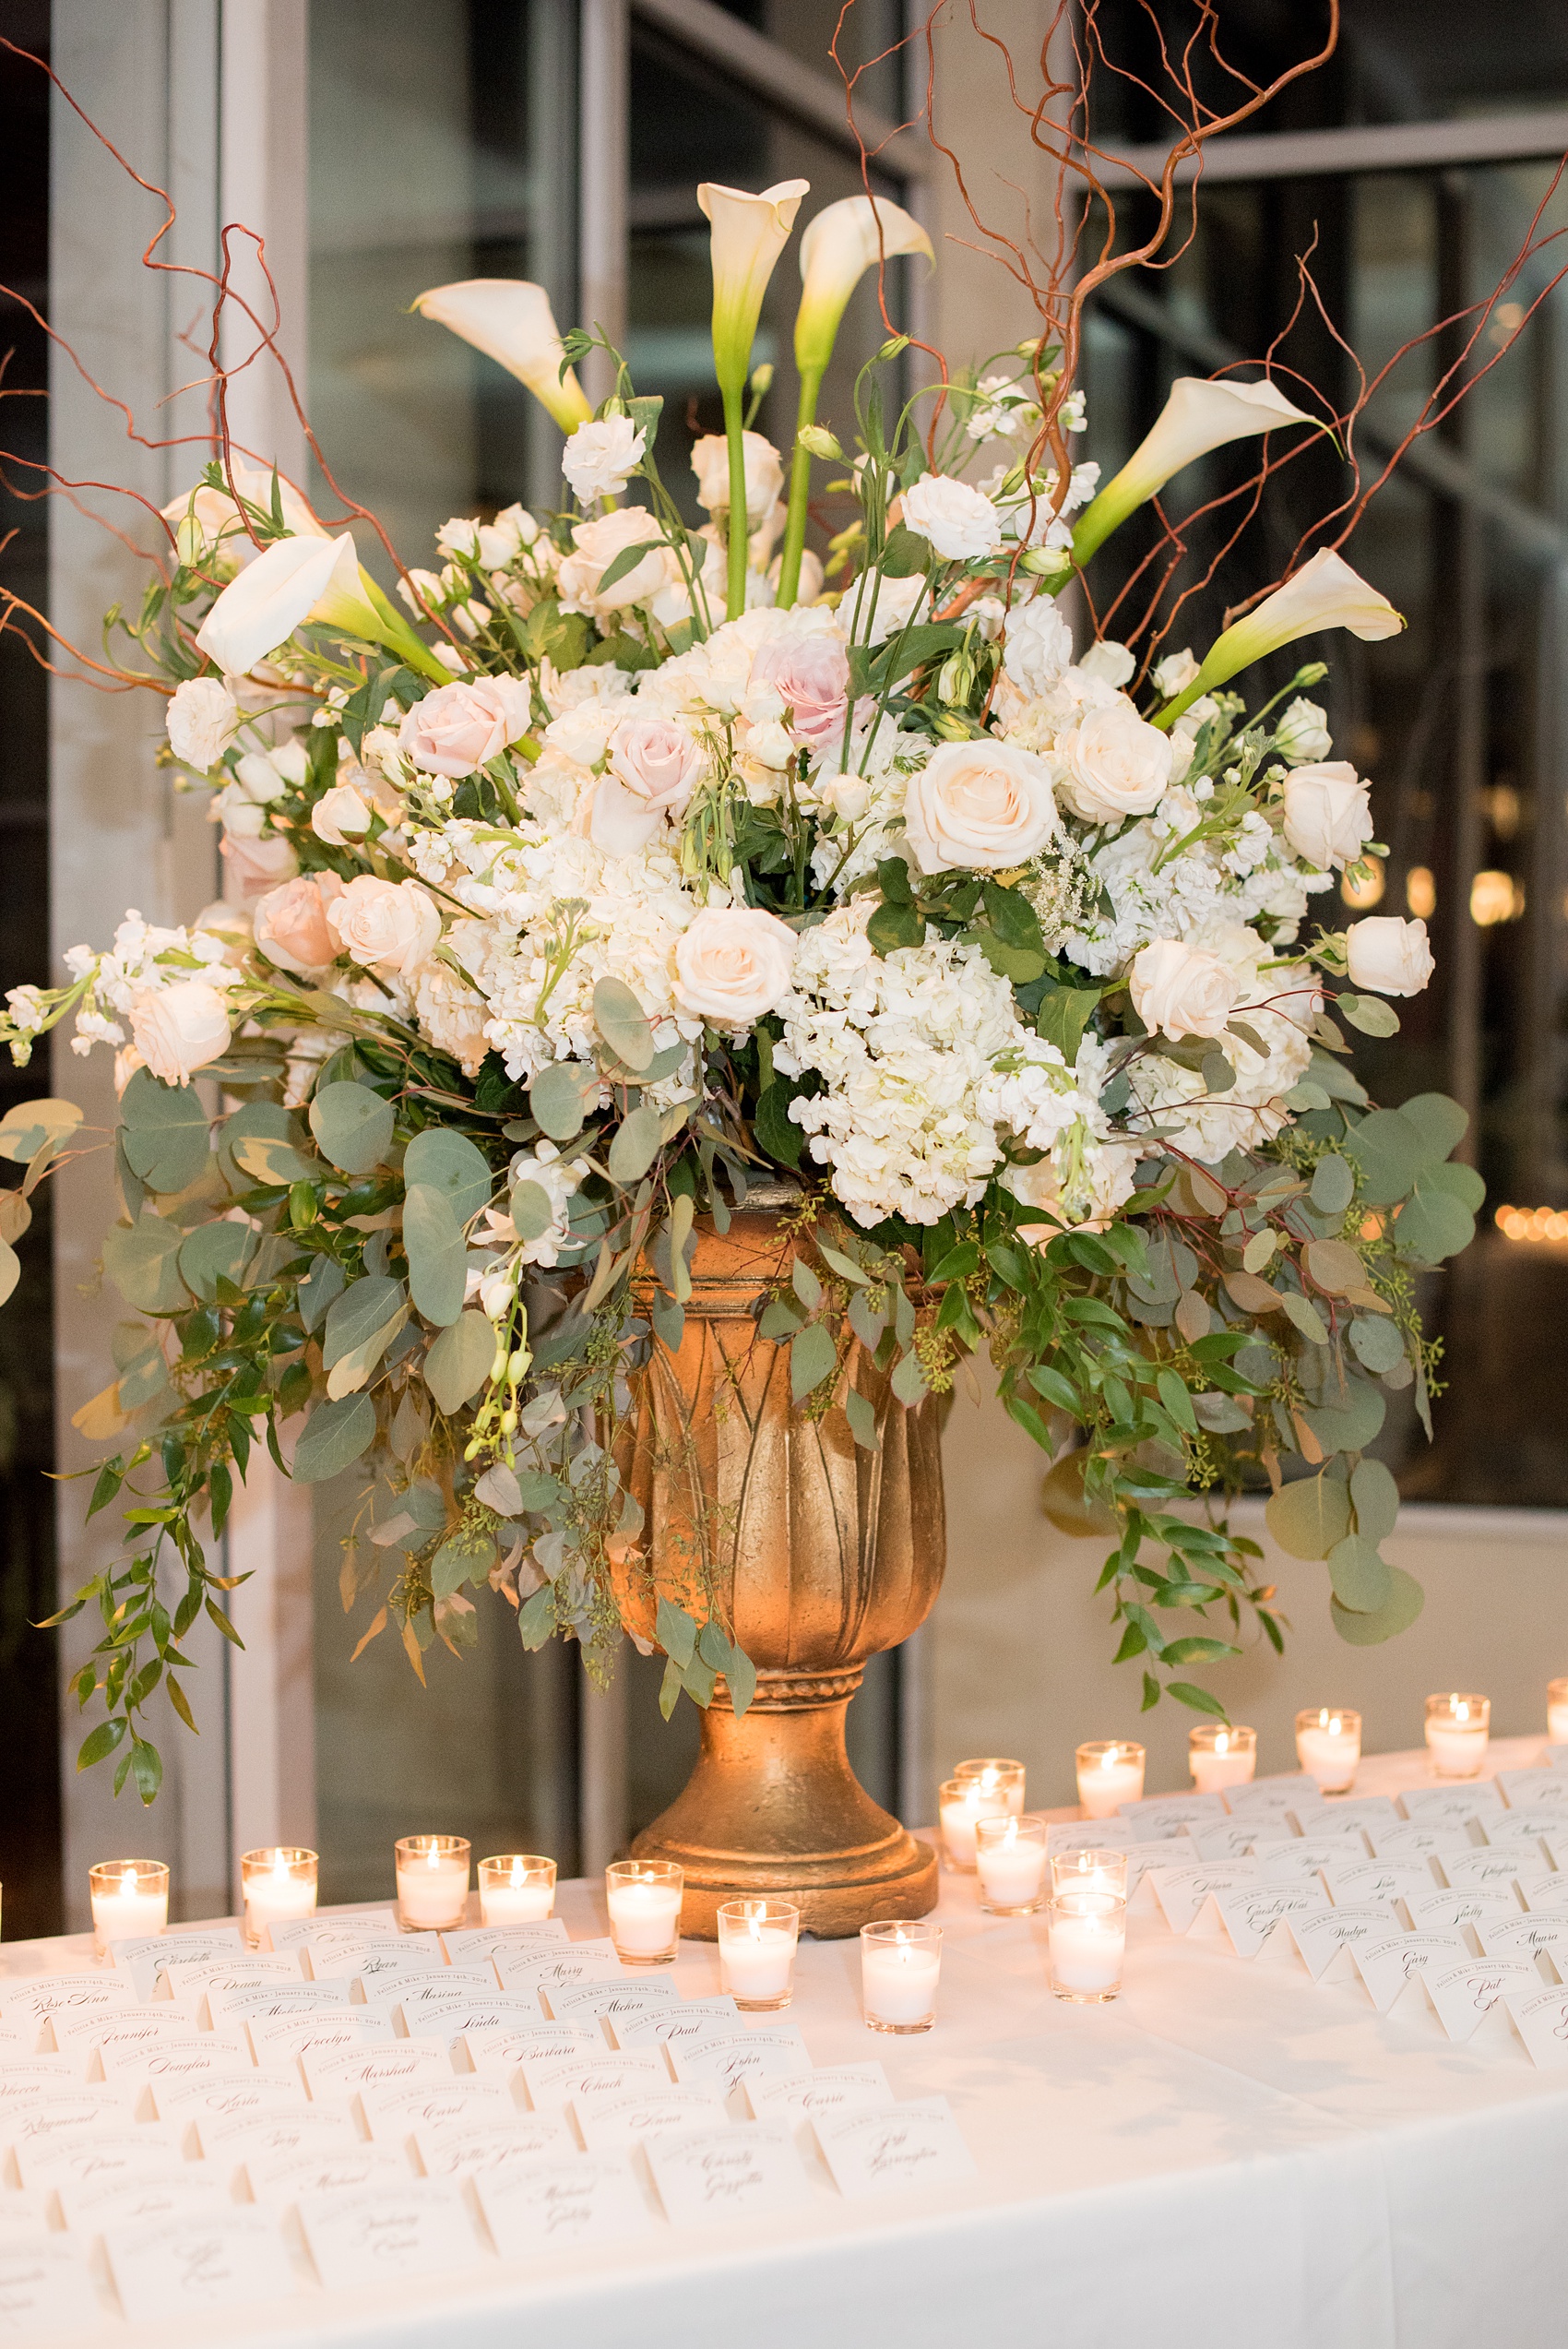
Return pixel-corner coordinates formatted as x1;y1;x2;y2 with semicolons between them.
6;173;1477;1802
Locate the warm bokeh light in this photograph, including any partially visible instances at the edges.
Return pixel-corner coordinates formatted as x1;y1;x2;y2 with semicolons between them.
1341;864;1385;909
1406;864;1436;919
1470;869;1524;925
1495;1204;1568;1244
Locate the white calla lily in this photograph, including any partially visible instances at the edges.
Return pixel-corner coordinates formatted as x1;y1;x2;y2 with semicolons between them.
196;532;448;681
1073;376;1318;565
412;279;591;430
1153;548;1403;731
697;177;810;621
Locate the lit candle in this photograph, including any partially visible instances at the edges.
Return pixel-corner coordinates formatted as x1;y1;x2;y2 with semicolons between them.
974;1814;1048;1914
954;1759;1026;1816
717;1900;799;2009
89;1860;169;1958
1048;1891;1125;2003
1425;1693;1490;1779
1188;1724;1256;1794
938;1776;1010;1871
394;1835;470;1931
1075;1742;1146;1818
1051;1847;1129;1902
478;1854;556;1926
1295;1709;1360;1795
240;1846;317;1947
605;1860;683;1964
860;1921;942;2033
1549;1679;1568;1746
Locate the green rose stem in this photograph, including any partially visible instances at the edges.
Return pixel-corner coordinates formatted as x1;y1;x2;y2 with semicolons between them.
1149;548;1404;732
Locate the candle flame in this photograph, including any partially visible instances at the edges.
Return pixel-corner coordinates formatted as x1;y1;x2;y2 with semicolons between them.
980;1767;999;1792
510;1857;525;1890
1216;1731;1229;1755
1100;1747;1119;1771
426;1842;441;1870
748;1910;764;1945
120;1866;137;1895
271;1850;291;1885
1455;1699;1470;1723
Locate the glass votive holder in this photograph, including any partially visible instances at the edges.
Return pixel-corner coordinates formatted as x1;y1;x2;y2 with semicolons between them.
1051;1847;1129;1902
953;1758;1027;1815
1548;1678;1568;1745
717;1899;800;2009
605;1859;683;1965
1048;1890;1126;2005
1425;1693;1490;1779
395;1834;470;1932
240;1847;317;1949
974;1813;1049;1914
860;1919;942;2033
1075;1741;1145;1818
938;1775;1011;1871
89;1860;170;1959
1188;1723;1256;1794
1295;1708;1361;1795
478;1854;556;1926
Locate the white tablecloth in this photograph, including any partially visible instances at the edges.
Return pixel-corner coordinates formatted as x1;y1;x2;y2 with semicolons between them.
11;1736;1568;2349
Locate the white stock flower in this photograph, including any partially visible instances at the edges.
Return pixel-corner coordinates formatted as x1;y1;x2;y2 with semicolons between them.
903;739;1060;874
166;677;239;771
563;415;647;504
1275;696;1333;765
1129;937;1241;1040
1058;701;1173;823
899;474;1002;561
129;980;232;1086
477;503;539;569
327;876;442;976
1001;598;1072;698
673;906;797;1028
1281;761;1372;870
1345;915;1434;996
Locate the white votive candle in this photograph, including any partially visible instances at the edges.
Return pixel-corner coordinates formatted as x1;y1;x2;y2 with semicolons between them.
478;1854;556;1926
395;1835;469;1931
717;1900;799;2009
954;1758;1026;1816
1295;1709;1360;1795
1048;1892;1125;2003
1189;1724;1256;1794
939;1776;1009;1870
90;1859;169;1956
1051;1847;1129;1902
1075;1742;1146;1818
860;1921;942;2033
605;1861;683;1964
1425;1693;1490;1779
1549;1679;1568;1746
241;1846;316;1947
975;1814;1048;1914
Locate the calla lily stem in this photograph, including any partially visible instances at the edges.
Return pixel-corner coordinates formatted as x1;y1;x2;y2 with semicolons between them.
776;364;824;609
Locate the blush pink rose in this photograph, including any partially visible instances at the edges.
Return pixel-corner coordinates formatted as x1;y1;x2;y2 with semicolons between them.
254;872;345;975
219;829;299;906
588;718;705;855
327;876;442;975
398;676;532;779
749;635;850;752
129;980;232;1086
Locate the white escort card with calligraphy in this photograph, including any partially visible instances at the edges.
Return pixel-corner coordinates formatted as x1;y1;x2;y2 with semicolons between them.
415;2113;573;2178
475;2153;657;2257
103;2209;297;2323
296;2184;480;2290
645;2120;813;2225
0;2239;104;2336
812;2097;978;2199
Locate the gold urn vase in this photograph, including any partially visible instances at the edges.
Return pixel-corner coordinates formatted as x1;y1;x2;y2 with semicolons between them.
613;1200;944;1938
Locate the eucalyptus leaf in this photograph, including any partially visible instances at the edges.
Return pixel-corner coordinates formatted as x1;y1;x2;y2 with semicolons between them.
1393;1181;1474;1265
402;1183;466;1325
608;1104;662;1187
402;1128;493;1225
1327;1531;1393;1613
1301;1377;1386;1456
1350;1455;1400;1544
102;1212;186;1314
1338;991;1400;1036
309;1081;395;1175
1348;1314;1405;1375
298;1255;347;1335
232;1134;323;1187
178;1220;255;1303
790;1320;837;1401
1265;1471;1352;1562
530;1062;595;1141
845;1383;880;1449
510;1180;555;1244
592;976;655;1072
1280;1292;1329;1345
0;1096;81;1164
120;1070;209;1194
1331;1565;1425;1646
291;1392;376;1483
423;1311;497;1413
1309;1153;1354;1215
323;1276;406;1375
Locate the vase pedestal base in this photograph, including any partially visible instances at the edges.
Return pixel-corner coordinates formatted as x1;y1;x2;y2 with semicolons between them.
628;1666;939;1940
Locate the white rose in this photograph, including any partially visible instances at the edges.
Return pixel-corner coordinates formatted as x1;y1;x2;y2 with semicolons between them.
555;507;668;614
690;431;784;524
1129;937;1241;1041
128;979;232;1086
232;749;289;805
327;876;442;976
1150;647;1199;698
1058;700;1174;823
312;782;374;846
1002;597;1072;698
1077;640;1136;687
165;677;239;771
673;906;797;1028
563;414;647;504
860;571;928;645
899;474;1002;561
1275;696;1333;765
903;739;1061;874
214;784;264;838
477;502;538;569
1345;915;1434;997
1281;760;1372;870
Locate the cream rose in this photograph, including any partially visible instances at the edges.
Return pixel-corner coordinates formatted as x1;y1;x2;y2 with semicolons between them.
690;431;784;524
254;873;344;975
1281;760;1372;871
327;876;442;976
1058;700;1174;823
1346;915;1434;997
311;783;374;846
1275;696;1333;765
902;739;1060;874
129;980;232;1087
219;829;299;906
672;906;797;1027
165;677;239;771
1129;937;1241;1041
899;473;1001;561
556;507;668;614
398;676;530;779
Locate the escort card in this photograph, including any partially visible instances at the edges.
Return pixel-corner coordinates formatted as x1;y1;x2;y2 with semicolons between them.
575;2088;727;2149
1496;1769;1568;1808
314;1944;446;1989
646;2119;811;2225
548;1980;683;2025
748;2063;893;2126
1322;1860;1438;1910
1191;1823;1292;1863
6;2093;141;2160
6;1977;134;2033
668;2028;812;2097
1257;1838;1361;1880
1348;1929;1467;2014
1045;1823;1134;1856
416;2113;572;2177
460;2022;601;2075
1523;1872;1568;1912
409;2001;552;2045
1366;1823;1481;1862
195;2105;357;2175
813;2095;977;2200
0;2058;110;2104
1120;1793;1227;1838
1289;1795;1397;1830
246;2142;413;2201
493;1940;623;1996
12;2125;181;2194
1504;1982;1568;2068
613;1999;741;2051
105;2208;296;2323
1221;1772;1315;1817
0;2023;40;2061
1211;1882;1327;1959
1422;1955;1542;2043
56;2170;229;2234
269;1914;396;1952
475;2153;657;2257
1286;1806;1383;1841
162;1954;303;1997
1123;1837;1200;1901
1440;1852;1532;1890
1407;1888;1520;1936
390;1974;505;2023
301;2040;451;2105
0;2241;103;2336
211;1980;351;2021
297;2183;478;2288
0;2192;51;2242
523;2050;669;2112
1481;1812;1558;1849
53;2005;244;2069
111;1927;244;1997
1284;1903;1393;1983
441;1923;568;1965
248;2011;395;2068
1402;1783;1503;1821
1475;1913;1568;1966
360;2074;519;2143
1149;1864;1258;1935
102;2037;259;2090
